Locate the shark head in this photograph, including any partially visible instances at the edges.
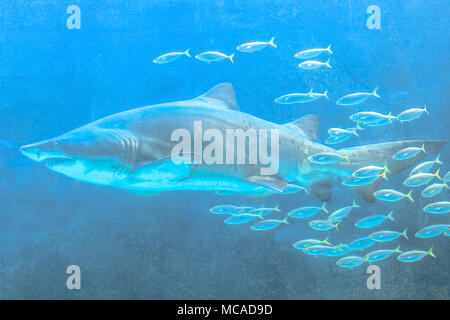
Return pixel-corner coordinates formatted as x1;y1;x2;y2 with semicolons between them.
20;125;131;185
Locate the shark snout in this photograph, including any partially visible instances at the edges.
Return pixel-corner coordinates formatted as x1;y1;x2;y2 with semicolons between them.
20;139;70;162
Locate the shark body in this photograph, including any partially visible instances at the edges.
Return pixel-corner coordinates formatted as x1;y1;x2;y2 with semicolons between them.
20;83;445;202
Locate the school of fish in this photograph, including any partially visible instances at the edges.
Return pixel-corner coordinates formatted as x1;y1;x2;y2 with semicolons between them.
164;38;450;269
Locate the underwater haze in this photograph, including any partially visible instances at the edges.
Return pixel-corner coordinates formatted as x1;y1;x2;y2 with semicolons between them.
0;0;449;299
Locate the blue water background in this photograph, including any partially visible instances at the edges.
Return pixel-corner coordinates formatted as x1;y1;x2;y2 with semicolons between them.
0;0;448;298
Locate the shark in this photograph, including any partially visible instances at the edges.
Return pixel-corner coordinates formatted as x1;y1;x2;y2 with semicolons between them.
20;83;445;202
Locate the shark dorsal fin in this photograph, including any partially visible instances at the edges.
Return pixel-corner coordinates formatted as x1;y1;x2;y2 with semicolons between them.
284;114;320;141
195;83;240;110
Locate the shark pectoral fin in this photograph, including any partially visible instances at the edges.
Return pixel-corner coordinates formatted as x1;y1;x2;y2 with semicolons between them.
246;175;288;193
310;180;332;202
355;178;382;203
283;114;320;141
130;189;161;196
194;83;240;110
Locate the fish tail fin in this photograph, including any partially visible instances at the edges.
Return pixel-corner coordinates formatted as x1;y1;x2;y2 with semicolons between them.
343;154;350;163
372;87;380;98
435;168;442;180
325;58;332;69
323;90;329;100
352;199;360;208
387;112;393;124
387;210;395;221
326;44;333;54
435;153;443;165
282;216;289;225
323;237;331;245
334;223;339;231
308;88;314;97
443;181;449;189
321;202;329;214
421;144;427;154
355;122;364;131
428;246;436;258
184;48;191;57
352;128;359;137
394;245;402;253
380;171;388;180
402;228;409;240
423;104;429;115
269;36;277;48
406;190;414;202
273;205;281;212
229;53;235;64
384;161;391;174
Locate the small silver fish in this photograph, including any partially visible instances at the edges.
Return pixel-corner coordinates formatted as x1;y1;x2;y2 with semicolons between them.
403;169;441;187
308;152;350;164
327;199;359;223
236;37;276;52
298;59;331;70
336;256;366;268
153;49;191;64
373;189;414;202
397;247;435;263
396;105;428;123
409;154;443;176
250;216;289;231
294;45;332;59
342;175;378;187
288;203;328;219
336;88;380;106
352;163;390;180
393;145;426;160
423;201;450;214
224;213;262;225
195;51;235;63
309;219;339;231
292;237;332;250
415;224;450;238
274;89;328;104
421;182;448;198
349;111;394;124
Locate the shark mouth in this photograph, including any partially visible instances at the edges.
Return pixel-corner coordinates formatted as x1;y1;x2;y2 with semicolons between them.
44;157;76;168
